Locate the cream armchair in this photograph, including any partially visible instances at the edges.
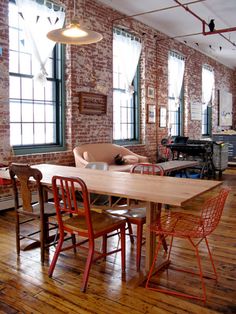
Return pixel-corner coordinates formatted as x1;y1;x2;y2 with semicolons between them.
73;143;149;172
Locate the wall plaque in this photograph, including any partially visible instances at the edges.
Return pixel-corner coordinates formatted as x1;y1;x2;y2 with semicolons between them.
79;92;107;115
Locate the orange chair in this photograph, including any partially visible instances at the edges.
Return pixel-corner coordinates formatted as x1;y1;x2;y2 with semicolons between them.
107;163;164;271
48;175;126;292
146;188;230;302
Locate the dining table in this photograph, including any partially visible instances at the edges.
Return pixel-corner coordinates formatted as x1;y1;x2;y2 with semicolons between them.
0;163;222;272
27;163;222;271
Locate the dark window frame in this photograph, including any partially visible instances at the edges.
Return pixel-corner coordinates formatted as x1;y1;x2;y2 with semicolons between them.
9;0;65;155
168;51;184;137
202;65;213;137
112;28;140;145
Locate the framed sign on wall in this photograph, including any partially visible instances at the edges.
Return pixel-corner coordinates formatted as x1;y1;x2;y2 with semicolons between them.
79;92;107;115
147;86;155;99
147;104;156;123
218;90;232;126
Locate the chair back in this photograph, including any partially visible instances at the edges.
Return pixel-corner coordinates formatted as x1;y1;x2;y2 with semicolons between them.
9;163;43;213
130;163;164;176
52;175;93;237
201;188;230;236
85;162;109;171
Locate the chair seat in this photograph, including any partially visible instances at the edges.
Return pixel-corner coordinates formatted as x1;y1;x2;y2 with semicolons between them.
64;211;126;236
150;212;204;238
106;207;146;222
18;202;56;217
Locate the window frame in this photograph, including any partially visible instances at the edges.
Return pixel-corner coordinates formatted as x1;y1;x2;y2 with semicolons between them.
201;65;213;137
112;28;140;145
167;51;185;137
8;0;65;155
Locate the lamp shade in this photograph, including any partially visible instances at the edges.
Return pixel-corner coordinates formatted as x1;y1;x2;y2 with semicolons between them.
47;19;103;45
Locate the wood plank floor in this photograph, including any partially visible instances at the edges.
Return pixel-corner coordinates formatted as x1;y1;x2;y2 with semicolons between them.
0;169;235;313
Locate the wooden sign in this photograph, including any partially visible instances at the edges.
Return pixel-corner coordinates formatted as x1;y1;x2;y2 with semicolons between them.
79;92;107;115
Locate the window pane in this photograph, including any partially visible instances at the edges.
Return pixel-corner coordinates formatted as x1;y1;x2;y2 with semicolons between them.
34;103;45;122
10;101;21;122
45;58;53;78
10;123;21;146
34;123;45;144
9;28;18;51
45;81;55;101
45;104;55;122
21;77;33;99
22;123;34;145
19;52;31;75
10;76;21;99
46;123;56;143
34;81;45;101
22;102;33;122
9;50;19;73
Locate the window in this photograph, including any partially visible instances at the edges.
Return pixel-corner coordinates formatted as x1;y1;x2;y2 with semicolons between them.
202;65;214;136
168;51;185;136
113;28;141;143
9;0;65;154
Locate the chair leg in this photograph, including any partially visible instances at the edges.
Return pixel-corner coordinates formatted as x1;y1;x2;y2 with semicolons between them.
204;237;218;280
194;245;207;302
120;225;126;273
127;222;135;244
72;234;77;253
167;235;174;260
136;223;143;271
81;243;94;292
16;212;20;256
102;234;107;260
40;216;47;265
145;238;162;288
48;235;64;277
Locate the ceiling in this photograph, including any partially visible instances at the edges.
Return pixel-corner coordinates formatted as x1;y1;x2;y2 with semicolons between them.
98;0;236;69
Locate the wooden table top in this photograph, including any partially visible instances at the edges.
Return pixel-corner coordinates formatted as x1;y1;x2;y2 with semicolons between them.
29;164;221;207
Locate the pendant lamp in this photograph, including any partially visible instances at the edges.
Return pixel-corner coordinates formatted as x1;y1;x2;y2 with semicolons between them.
47;0;103;45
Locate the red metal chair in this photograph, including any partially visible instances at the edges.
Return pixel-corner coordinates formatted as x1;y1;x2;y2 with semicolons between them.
48;175;126;292
106;163;164;271
145;188;230;302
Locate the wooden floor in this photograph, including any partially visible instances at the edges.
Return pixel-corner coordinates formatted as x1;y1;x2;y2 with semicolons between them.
0;169;236;313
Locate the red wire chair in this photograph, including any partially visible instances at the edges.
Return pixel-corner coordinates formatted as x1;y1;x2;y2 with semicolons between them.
48;175;126;292
145;188;230;302
106;163;164;271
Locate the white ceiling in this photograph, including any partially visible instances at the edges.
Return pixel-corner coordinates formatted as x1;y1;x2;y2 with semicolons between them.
98;0;236;69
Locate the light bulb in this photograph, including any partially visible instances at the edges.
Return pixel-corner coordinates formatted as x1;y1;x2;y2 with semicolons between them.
62;24;88;38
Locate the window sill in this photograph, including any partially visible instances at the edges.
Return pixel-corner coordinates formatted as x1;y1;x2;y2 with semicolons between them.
12;145;66;156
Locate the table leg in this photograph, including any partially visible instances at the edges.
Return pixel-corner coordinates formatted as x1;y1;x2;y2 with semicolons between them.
145;202;168;272
145;202;161;271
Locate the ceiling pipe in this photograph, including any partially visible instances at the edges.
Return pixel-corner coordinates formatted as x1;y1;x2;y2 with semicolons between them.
174;0;236;47
203;26;236;36
112;0;205;22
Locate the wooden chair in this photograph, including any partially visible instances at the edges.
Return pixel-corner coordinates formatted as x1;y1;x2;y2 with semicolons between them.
106;163;164;271
146;188;230;302
48;175;126;292
9;163;57;264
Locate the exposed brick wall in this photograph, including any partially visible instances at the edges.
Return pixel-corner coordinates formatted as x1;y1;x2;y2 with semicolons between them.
0;0;236;201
